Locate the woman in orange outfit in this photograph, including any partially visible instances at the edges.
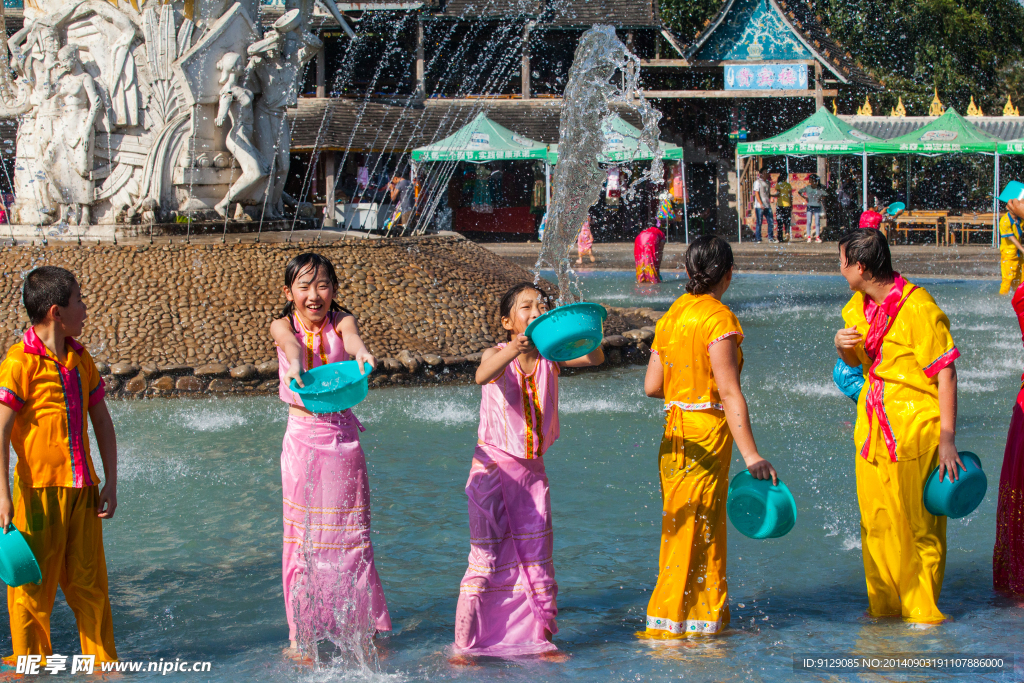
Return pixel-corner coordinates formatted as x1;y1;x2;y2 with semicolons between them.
639;235;778;638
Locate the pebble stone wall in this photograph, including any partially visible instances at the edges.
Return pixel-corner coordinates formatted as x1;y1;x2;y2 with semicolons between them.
0;236;663;397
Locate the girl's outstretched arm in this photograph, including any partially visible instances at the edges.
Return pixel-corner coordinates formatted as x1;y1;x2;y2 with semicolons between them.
476;336;530;385
560;346;604;369
271;317;305;388
710;337;777;485
336;313;376;374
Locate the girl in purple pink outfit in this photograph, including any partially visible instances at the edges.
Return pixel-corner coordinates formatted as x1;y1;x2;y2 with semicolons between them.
452;283;604;661
270;253;390;661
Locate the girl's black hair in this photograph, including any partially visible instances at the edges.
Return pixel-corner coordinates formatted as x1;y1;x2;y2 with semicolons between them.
279;253;351;331
837;228;895;281
685;235;734;295
499;282;545;341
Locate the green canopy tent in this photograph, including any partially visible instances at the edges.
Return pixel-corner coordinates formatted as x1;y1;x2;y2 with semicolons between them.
410;111;549;163
864;109;1000;245
735;108;882;242
409;112;548;236
546;115;688;237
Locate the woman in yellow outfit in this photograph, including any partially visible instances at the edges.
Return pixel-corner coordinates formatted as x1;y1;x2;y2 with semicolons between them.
639;235;778;638
998;194;1024;295
835;228;962;624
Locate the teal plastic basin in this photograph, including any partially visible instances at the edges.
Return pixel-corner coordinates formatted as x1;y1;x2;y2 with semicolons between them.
290;361;370;414
887;201;906;216
727;470;797;539
923;451;987;519
524;302;607;362
0;524;41;587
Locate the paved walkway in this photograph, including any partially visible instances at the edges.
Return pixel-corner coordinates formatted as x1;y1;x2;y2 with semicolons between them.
483;240;1001;279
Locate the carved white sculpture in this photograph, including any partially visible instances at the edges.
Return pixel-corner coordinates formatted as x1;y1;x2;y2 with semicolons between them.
214;51;267;218
0;0;319;232
246;9;322;219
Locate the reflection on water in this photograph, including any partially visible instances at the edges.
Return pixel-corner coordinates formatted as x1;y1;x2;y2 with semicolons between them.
1;273;1019;681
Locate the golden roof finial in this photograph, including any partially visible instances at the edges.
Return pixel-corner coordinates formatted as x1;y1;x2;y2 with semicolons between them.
856;95;873;116
1004;94;1020;117
929;87;945;116
892;96;906;117
832;98;837;115
967;95;984;117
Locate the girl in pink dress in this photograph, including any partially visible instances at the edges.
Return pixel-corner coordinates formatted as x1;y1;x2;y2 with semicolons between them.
452;283;604;660
576;217;596;264
270;253;391;661
995;281;1024;595
634;225;666;283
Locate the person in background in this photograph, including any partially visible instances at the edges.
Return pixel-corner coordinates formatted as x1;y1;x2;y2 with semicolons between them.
635;225;666;283
576;216;596;265
859;198;885;231
800;175;826;243
834;229;961;625
751;171;775;243
388;172;415;227
998;183;1024;296
775;175;792;242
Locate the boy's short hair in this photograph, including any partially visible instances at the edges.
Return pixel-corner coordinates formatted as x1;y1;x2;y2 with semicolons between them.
23;266;78;325
838;228;895;281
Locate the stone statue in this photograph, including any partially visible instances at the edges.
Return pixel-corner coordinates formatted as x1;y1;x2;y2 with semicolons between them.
45;44;102;226
213;51;267;219
246;9;322;218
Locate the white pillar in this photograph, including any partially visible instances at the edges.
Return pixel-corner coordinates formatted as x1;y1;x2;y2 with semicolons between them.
681;158;689;243
862;150;868;211
544;161;551;208
994;151;1001;248
324;152;336;227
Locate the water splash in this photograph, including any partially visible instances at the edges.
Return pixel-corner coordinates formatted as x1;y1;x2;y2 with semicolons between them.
536;25;664;303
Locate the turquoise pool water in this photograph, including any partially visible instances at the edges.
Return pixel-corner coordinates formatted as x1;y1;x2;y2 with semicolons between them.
7;272;1023;681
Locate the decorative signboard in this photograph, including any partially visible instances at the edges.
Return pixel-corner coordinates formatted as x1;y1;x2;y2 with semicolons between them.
694;0;813;62
725;63;808;90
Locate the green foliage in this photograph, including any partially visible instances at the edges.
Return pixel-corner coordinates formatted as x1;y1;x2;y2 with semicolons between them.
659;0;1024;115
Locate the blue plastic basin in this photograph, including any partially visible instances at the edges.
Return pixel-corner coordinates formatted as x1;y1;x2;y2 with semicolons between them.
0;524;41;587
833;358;864;402
887;201;906;216
290;361;370;414
525;302;607;362
923;451;987;519
727;470;797;539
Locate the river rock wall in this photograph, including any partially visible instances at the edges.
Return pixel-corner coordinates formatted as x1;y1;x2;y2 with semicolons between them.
0;236;662;397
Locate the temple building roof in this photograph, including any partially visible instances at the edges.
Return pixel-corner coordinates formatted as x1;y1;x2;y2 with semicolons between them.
685;0;879;89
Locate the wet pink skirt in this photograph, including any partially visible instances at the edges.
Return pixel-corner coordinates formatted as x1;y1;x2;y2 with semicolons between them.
995;390;1024;594
281;412;391;642
453;444;558;657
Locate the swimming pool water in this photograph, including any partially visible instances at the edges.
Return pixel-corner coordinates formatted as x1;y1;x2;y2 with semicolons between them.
7;272;1022;682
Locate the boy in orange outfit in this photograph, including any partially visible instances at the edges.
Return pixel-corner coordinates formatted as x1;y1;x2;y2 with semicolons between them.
834;229;962;625
0;266;118;663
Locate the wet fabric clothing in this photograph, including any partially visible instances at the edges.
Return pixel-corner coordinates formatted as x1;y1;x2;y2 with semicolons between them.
859;209;884;230
8;482;116;662
652;294;743;412
641;408;732;637
634;226;666;283
280;413;391;642
478;348;559;460
994;282;1024;593
453;444;558;656
1000;213;1023;295
842;276;959;463
277;312;350;410
0;327;104;488
856;444;947;622
576;220;594;255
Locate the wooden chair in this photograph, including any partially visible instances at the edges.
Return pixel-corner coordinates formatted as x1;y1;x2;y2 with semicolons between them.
891;210;948;245
945;213;995;245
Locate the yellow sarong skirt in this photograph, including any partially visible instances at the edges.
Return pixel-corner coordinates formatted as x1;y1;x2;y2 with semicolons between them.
1000;241;1020;295
640;409;732;638
7;480;117;662
856;447;947;623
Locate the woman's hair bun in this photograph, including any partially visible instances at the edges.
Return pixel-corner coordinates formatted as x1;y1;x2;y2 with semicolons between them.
684;236;734;295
